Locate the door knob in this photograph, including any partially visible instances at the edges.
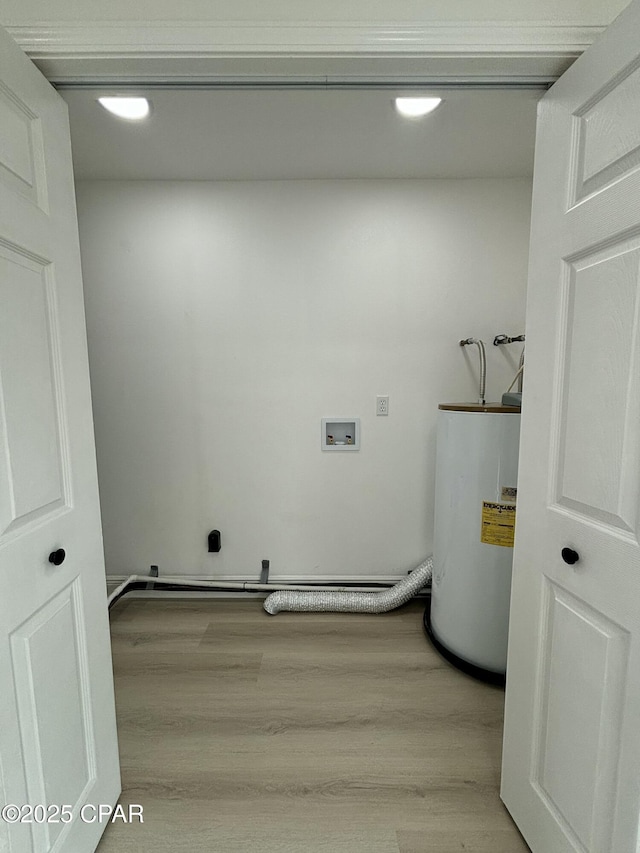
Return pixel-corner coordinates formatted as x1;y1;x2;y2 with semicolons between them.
48;548;66;566
561;547;579;565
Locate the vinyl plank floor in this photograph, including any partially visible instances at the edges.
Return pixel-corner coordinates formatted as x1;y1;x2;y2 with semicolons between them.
98;598;529;853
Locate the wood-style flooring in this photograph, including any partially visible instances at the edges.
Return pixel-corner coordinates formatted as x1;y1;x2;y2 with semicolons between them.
98;598;530;853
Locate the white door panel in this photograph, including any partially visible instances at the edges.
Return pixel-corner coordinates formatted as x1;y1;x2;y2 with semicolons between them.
11;583;98;852
572;62;640;203
0;81;47;211
0;24;120;853
502;1;640;852
0;245;68;532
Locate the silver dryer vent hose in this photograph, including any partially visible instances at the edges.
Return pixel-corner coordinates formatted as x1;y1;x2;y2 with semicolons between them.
263;557;433;615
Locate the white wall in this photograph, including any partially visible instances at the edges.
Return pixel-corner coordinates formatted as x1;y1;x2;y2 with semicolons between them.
76;178;531;581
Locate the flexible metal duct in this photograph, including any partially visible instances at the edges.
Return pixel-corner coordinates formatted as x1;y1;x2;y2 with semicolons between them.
263;557;433;615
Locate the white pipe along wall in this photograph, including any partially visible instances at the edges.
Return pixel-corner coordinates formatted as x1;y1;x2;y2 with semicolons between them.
77;178;531;584
107;575;404;607
107;557;432;609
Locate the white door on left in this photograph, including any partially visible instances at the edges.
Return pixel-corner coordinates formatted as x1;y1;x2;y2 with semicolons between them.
0;25;120;853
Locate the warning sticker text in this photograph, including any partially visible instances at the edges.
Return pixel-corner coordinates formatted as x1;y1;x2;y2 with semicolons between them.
481;501;516;548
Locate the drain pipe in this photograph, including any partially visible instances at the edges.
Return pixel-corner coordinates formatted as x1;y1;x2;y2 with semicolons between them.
518;346;525;392
263;557;433;615
493;334;525;394
107;575;413;609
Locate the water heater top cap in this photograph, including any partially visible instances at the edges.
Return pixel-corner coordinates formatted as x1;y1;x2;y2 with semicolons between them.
438;403;521;413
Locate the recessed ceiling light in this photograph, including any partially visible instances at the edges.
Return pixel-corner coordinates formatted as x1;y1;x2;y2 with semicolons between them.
394;97;442;118
98;97;150;120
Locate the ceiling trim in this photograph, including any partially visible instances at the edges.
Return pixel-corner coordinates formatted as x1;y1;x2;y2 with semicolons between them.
7;21;603;84
8;21;603;53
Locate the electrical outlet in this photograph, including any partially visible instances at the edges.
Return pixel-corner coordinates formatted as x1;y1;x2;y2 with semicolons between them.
376;395;389;416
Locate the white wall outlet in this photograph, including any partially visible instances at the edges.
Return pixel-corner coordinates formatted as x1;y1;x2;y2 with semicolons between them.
376;395;389;416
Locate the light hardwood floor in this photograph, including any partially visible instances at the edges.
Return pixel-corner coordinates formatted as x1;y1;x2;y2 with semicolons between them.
98;598;530;853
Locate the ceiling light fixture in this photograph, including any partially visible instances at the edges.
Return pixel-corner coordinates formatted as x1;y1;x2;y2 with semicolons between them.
394;97;442;118
98;97;150;120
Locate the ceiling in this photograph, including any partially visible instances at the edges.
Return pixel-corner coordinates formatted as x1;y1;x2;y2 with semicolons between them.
61;87;541;182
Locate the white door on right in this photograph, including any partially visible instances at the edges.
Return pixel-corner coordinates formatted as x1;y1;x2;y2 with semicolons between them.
501;0;640;851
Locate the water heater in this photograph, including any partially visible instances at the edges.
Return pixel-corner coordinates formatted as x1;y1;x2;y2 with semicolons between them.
425;403;521;684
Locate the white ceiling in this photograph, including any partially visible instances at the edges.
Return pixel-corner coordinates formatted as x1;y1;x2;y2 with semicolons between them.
61;87;541;182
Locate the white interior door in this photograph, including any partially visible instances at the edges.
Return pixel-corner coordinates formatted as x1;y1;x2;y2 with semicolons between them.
502;1;640;851
0;25;120;853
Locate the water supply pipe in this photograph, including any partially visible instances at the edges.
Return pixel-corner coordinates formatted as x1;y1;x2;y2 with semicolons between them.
460;338;486;404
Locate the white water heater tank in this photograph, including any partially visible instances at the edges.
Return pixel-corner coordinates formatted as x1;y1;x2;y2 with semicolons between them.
428;404;521;681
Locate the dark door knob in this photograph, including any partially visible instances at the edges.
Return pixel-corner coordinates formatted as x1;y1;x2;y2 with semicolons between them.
48;548;66;566
561;547;579;565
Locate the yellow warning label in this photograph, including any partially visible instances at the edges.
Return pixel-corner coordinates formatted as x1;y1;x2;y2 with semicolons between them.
481;501;516;548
